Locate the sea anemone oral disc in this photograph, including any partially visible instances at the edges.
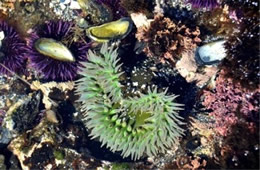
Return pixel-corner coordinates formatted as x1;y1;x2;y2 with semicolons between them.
86;17;133;42
34;38;75;62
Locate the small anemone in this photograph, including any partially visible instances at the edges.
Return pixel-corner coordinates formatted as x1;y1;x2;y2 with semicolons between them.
26;20;91;81
0;21;27;75
76;43;185;160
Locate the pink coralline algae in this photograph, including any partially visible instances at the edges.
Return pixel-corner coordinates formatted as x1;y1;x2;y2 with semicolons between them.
202;71;260;136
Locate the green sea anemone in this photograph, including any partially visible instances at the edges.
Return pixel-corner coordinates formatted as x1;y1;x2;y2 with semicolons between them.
76;43;184;160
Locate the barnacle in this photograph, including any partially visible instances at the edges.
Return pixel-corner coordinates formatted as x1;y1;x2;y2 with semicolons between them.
76;43;184;160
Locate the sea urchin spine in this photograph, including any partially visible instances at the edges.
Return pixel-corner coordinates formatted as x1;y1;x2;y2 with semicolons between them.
76;43;184;160
26;20;91;81
0;21;27;75
187;0;219;9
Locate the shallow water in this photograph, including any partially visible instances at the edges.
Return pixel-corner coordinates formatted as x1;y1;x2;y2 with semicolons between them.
0;0;259;169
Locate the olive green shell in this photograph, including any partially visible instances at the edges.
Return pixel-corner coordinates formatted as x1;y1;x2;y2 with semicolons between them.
34;38;75;62
86;18;133;42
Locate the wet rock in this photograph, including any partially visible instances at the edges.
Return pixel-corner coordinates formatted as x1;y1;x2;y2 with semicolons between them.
48;87;67;101
8;0;58;36
30;81;74;110
186;136;201;151
163;155;207;170
8;119;56;170
24;3;35;13
46;110;59;124
0;75;31;110
70;157;102;169
110;162;131;170
7;110;102;170
2;91;42;134
0;127;12;146
0;154;6;170
0;109;6;126
9;154;21;170
57;101;76;123
23;142;56;169
9;79;30;96
50;0;81;21
176;51;219;87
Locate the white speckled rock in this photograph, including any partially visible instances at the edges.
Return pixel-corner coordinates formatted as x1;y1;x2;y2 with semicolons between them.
70;0;81;9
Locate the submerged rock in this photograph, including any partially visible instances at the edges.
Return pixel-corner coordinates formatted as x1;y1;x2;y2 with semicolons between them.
0;154;6;170
176;51;219;87
78;0;113;24
7;101;102;170
0;127;12;146
2;91;42;134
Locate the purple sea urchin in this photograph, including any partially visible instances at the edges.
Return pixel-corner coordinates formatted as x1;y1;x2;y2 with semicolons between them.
26;20;90;81
187;0;219;9
0;21;27;75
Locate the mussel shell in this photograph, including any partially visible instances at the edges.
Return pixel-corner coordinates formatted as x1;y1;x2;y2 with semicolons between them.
0;31;4;41
0;31;4;48
34;38;75;62
86;18;133;42
195;40;226;66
